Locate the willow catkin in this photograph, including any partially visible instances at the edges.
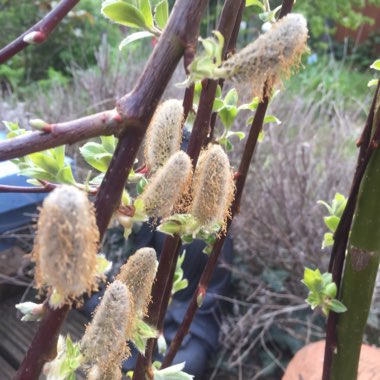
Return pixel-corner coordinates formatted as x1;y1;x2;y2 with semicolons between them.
117;247;158;317
87;364;122;380
33;185;99;306
190;144;234;228
139;150;192;218
81;280;134;370
220;13;308;98
145;99;184;173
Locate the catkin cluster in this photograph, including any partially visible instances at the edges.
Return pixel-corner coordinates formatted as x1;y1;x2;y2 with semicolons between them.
220;13;308;98
145;99;184;173
190;144;234;228
116;247;158;317
81;280;134;372
140;150;192;218
33;185;99;307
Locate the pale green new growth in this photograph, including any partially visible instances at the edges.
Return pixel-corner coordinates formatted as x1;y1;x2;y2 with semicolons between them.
117;247;158;316
145;99;184;173
33;185;100;308
190;144;234;228
81;280;134;371
139;151;192;218
219;13;308;99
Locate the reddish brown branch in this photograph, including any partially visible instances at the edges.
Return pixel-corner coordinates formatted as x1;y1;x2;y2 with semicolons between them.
0;0;80;64
0;110;122;162
0;184;54;193
14;305;70;380
15;1;209;378
162;0;295;367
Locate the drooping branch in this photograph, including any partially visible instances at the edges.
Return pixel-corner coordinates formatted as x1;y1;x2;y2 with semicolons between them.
0;0;80;64
0;109;122;162
14;1;209;379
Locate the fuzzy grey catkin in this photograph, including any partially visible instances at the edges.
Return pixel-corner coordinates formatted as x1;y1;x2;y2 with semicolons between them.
33;185;99;306
117;247;158;317
220;13;308;98
87;364;122;380
145;99;184;173
81;280;134;370
190;144;234;228
139;150;192;218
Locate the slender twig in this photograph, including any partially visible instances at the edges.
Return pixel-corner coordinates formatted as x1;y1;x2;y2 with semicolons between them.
0;184;53;193
14;1;209;379
322;80;380;380
0;109;123;162
0;0;80;64
133;1;246;378
161;0;295;367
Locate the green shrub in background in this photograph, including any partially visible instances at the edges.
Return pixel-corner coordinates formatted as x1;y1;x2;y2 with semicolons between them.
0;0;121;86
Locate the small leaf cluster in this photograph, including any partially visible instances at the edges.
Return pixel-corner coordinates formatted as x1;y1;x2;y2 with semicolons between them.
318;192;347;249
101;0;169;49
302;268;347;316
368;58;380;88
4;121;76;185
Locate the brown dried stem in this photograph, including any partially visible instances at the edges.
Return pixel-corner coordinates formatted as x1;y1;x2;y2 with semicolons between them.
0;0;80;64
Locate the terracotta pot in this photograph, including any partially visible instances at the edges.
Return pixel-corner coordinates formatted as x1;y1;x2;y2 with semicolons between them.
282;340;380;380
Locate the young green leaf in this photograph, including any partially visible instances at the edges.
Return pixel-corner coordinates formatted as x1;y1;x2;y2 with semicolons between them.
138;0;153;29
155;0;169;29
101;0;148;29
119;30;154;50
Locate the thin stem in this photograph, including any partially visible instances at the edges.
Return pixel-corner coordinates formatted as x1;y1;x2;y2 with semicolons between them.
0;0;80;64
0;184;53;193
0;110;122;162
161;0;295;367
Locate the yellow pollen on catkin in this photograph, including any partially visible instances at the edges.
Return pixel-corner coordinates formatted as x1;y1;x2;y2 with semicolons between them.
220;13;308;99
81;280;134;371
33;185;99;307
190;144;235;228
117;247;158;317
145;99;184;173
139;151;193;218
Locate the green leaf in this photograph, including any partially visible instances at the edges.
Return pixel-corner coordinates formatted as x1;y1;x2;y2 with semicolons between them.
136;176;148;195
155;0;169;29
329;299;347;313
138;0;153;28
100;135;116;154
101;0;148;29
322;232;334;249
53;145;65;169
19;167;57;182
245;0;265;9
324;215;340;233
324;282;337;298
56;166;76;185
368;79;379;87
29;152;60;174
226;131;245;140
219;106;238;129
258;130;264;142
370;59;380;71
264;115;281;125
224;88;238;107
212;98;225;112
119;30;154;50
